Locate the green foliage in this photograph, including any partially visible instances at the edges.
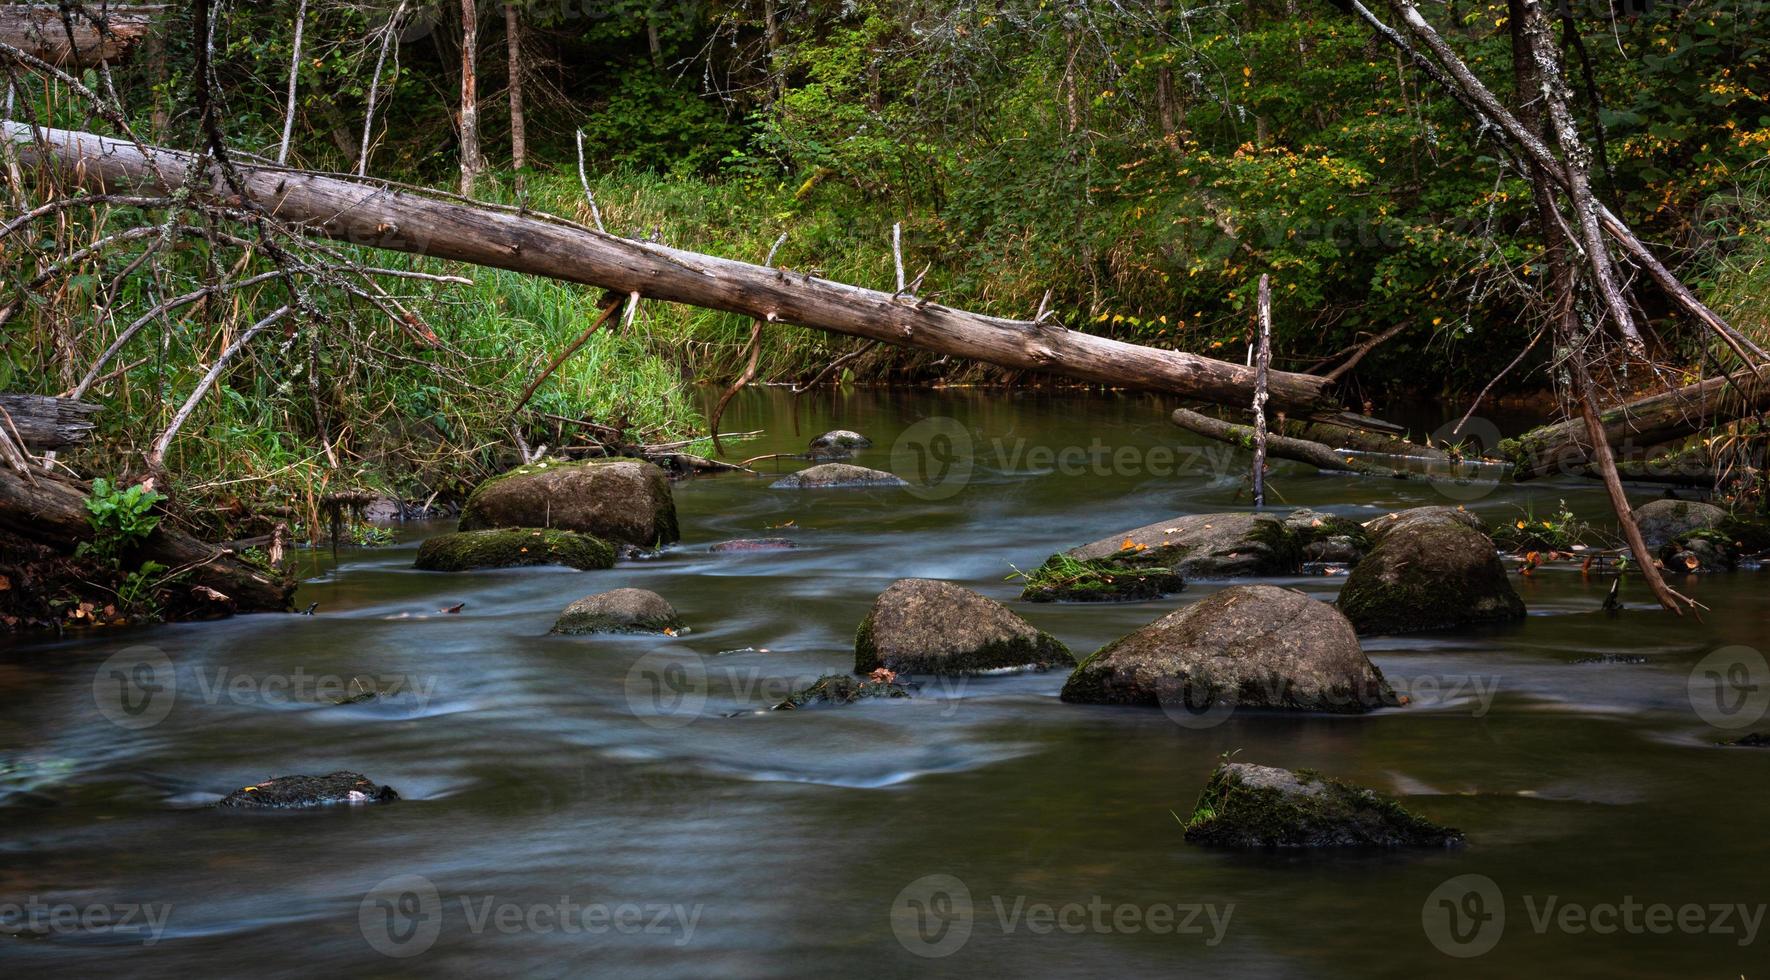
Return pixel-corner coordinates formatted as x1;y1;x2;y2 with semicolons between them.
80;478;165;563
1491;499;1600;553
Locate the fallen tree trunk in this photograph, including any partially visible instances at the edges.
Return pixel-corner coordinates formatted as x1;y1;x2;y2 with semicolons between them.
0;393;98;449
1501;375;1770;479
0;5;164;67
2;122;1342;415
1171;408;1407;478
0;466;293;617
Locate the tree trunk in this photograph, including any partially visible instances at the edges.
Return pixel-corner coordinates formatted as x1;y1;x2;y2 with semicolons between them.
5;122;1343;415
504;2;525;176
458;0;483;197
1504;374;1770;479
0;4;165;66
1171;408;1405;478
1154;0;1182;151
0;394;98;449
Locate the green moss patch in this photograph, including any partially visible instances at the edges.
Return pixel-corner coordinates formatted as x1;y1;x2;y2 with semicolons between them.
414;528;615;572
1183;762;1462;849
1016;553;1185;603
773;674;909;709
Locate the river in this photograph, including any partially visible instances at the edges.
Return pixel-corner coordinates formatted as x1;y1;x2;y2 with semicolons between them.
2;388;1765;977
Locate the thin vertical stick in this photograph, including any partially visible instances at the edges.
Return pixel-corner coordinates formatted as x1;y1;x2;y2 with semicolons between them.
574;128;605;232
277;0;308;165
358;0;408;177
892;222;905;294
1251;274;1272;508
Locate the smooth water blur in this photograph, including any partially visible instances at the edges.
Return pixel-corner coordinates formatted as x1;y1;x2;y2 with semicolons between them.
3;388;1767;978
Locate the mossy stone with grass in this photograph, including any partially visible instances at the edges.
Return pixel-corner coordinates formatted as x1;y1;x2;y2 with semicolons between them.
773;673;909;709
1182;762;1462;849
1630;498;1727;550
414;528;615;571
854;578;1072;675
551;588;682;634
1017;553;1185;602
459;457;679;547
809;430;872;450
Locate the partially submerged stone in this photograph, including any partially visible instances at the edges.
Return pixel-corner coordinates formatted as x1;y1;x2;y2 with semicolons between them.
771;463;907;489
709;537;797;553
1632;498;1726;550
855;578;1072;675
1057;509;1369;580
1060;585;1397;713
217;771;399;809
773;673;909;709
551;588;682;635
1182;762;1462;849
1018;554;1184;603
809;430;872;450
458;458;679;547
1337;507;1524;635
414;528;614;572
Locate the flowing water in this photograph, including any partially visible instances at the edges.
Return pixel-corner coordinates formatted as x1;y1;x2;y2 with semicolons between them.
2;389;1767;978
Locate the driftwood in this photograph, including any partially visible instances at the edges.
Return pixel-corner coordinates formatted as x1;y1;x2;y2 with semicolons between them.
3;123;1344;416
0;466;294;613
0;393;99;449
0;5;164;66
1171;408;1405;478
1503;375;1770;479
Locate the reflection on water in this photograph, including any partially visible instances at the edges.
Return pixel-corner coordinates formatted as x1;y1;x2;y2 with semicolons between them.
2;388;1767;978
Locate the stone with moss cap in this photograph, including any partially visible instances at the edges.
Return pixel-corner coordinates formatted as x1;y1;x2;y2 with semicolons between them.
854;578;1072;675
771;462;907;489
1183;762;1462;848
551;588;682;635
414;528;615;571
458;457;678;547
809;429;872;450
773;674;909;709
1055;509;1369;583
217;771;399;809
1336;507;1523;635
1631;498;1726;549
1060;585;1398;713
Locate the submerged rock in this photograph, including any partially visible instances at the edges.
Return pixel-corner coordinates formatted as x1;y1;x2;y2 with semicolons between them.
773;673;909;709
1019;555;1184;603
414;528;614;572
809;430;872;450
217;771;399;809
551;588;682;635
1336;507;1524;635
709;537;798;553
1182;762;1462;849
1060;585;1397;713
1632;498;1726;550
1056;509;1369;581
1722;732;1770;747
458;458;679;547
855;578;1072;675
771;463;908;489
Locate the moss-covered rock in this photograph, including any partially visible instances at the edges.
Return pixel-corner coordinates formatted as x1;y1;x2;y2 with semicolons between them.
855;578;1072;675
809;429;872;450
1060;585;1398;713
771;462;907;489
1337;508;1524;635
1054;509;1369;580
414;528;615;572
1182;762;1462;849
1631;498;1726;550
1018;554;1184;602
551;588;682;634
217;771;399;809
773;674;909;709
458;457;678;547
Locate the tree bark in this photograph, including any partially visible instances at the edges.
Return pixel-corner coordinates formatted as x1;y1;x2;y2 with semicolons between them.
1504;374;1770;479
5;122;1344;415
0;394;98;449
277;0;308;166
0;4;165;67
458;0;483;197
504;2;525;176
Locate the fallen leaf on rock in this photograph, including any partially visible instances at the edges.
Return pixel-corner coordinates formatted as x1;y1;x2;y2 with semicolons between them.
440;602;464;614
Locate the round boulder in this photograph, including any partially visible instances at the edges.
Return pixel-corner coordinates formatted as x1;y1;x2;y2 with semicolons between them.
1632;498;1726;550
771;463;907;489
1060;585;1397;713
1336;507;1525;634
551;588;682;635
855;578;1072;675
458;458;679;547
810;430;872;450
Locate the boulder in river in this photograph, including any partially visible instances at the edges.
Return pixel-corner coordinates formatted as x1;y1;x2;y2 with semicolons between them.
1182;762;1463;848
1336;506;1524;634
809;430;872;450
773;673;909;709
1631;498;1726;550
771;462;907;489
1055;509;1369;582
1059;585;1397;713
414;528;615;572
855;578;1072;675
458;458;679;547
552;588;682;635
217;771;399;809
709;537;798;553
